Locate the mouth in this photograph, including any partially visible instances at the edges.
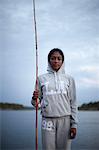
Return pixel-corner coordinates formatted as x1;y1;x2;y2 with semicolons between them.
54;63;60;67
53;65;60;69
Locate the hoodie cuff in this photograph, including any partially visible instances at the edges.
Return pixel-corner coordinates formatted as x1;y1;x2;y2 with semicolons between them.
71;123;77;129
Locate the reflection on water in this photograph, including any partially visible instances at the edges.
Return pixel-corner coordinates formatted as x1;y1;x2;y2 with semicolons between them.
1;110;99;150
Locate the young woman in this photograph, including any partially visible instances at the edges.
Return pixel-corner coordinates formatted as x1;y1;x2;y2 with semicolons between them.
31;48;78;150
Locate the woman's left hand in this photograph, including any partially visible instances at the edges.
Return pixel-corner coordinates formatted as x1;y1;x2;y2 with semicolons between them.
70;128;77;139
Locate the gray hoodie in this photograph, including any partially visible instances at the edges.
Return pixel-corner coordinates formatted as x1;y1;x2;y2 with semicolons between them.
32;63;78;128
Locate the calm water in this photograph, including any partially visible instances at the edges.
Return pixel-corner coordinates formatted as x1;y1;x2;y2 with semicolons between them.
1;110;99;150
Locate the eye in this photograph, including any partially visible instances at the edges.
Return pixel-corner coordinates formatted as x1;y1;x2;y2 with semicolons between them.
50;57;55;61
58;57;62;61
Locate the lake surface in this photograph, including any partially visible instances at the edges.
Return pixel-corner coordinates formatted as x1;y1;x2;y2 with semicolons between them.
1;110;99;150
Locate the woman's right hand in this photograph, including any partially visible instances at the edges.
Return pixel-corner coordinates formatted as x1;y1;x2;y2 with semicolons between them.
31;90;40;107
32;90;39;100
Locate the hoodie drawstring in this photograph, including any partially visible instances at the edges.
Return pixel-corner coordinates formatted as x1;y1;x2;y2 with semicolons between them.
54;72;59;91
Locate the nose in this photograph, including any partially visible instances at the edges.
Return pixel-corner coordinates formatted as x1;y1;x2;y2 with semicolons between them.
54;58;59;62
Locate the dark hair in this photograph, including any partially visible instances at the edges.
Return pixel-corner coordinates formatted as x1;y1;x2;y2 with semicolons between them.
48;48;64;63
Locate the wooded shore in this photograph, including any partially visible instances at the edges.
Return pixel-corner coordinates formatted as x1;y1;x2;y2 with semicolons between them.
0;101;99;110
0;102;34;110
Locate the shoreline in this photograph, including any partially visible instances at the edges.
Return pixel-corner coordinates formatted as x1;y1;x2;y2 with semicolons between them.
0;101;99;111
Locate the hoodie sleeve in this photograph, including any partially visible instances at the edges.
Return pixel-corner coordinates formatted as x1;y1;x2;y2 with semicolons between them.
69;77;78;128
31;78;42;108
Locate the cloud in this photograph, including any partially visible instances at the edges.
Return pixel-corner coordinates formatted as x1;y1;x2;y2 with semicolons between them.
80;66;99;73
76;65;99;89
78;76;99;88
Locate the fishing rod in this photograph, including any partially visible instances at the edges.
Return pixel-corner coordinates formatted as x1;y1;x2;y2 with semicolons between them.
32;0;38;150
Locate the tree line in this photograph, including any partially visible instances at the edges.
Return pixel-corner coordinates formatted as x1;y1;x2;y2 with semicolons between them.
0;101;99;110
78;101;99;110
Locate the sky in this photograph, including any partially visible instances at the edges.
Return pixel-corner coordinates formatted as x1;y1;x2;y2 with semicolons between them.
0;0;99;106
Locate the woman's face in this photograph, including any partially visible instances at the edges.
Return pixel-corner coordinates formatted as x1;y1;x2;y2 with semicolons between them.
49;52;63;71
